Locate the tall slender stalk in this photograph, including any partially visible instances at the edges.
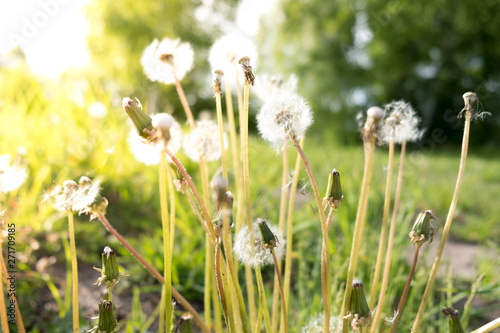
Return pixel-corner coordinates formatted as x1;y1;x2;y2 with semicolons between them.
215;89;228;180
255;267;272;332
412;111;471;331
271;249;288;333
369;141;394;308
291;136;330;333
370;140;407;333
272;146;289;332
67;211;80;333
173;74;195;129
159;153;172;333
282;136;304;333
95;213;209;333
471;317;500;333
0;254;25;332
0;244;10;332
340;134;376;333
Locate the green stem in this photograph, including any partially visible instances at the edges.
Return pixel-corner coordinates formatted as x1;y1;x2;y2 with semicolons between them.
215;91;228;180
369;140;394;308
291;135;330;333
412;112;471;332
388;244;421;333
340;134;376;333
271;250;288;333
370;140;406;333
255;267;272;333
281;136;304;333
160;153;172;333
471;317;500;333
67;211;80;332
215;239;231;331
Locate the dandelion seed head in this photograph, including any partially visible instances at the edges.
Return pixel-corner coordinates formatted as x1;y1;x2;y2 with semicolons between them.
209;34;258;79
88;101;107;119
141;38;194;84
380;100;423;144
301;313;341;333
0;155;27;194
254;73;298;102
257;92;312;145
45;178;101;213
182;119;227;162
233;220;285;268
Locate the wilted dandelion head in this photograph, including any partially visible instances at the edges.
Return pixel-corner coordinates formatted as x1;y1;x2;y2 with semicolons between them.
380;100;423;144
233;219;285;268
44;177;101;213
257;92;312;146
141;38;194;84
88;101;107;119
0;154;27;194
182;119;227;162
209;34;258;79
128;113;182;165
301;313;341;333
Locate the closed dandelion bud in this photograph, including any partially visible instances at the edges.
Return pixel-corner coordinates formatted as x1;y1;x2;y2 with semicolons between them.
99;246;120;289
257;218;278;250
122;97;153;140
323;168;343;210
442;307;465;333
347;278;372;331
409;210;436;247
97;300;119;333
178;313;194;333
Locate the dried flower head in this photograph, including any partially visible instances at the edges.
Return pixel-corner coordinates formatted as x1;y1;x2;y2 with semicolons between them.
380;100;423;144
128;113;182;165
44;178;101;213
88;101;107;119
212;69;224;95
233;219;285;268
141;38;194;84
254;73;298;102
301;313;341;333
182;119;227;162
209;34;258;80
257;92;313;146
344;278;372;332
361;106;384;143
409;210;436;246
87;300;120;333
0;154;27;193
459;92;491;120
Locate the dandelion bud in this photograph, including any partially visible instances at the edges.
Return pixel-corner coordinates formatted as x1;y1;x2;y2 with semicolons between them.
212;70;224;95
97;246;120;289
323;168;343;210
346;278;371;331
409;210;436;246
97;300;119;333
178;313;194;333
122;97;153;140
257;218;278;250
441;307;465;333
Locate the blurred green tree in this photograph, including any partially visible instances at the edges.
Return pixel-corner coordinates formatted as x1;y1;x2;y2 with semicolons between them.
259;0;500;146
86;0;240;119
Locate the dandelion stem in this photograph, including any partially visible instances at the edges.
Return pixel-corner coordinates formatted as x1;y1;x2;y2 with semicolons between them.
159;153;172;333
272;146;289;332
0;253;25;332
204;236;212;329
95;213;210;333
412;111;471;331
369;140;394;308
370;140;407;333
0;244;10;333
271;249;288;333
173;74;195;129
282;136;304;333
388;244;421;333
67;211;80;333
214;238;231;331
470;317;500;333
340;134;376;333
255;266;272;332
215;91;228;180
291;135;331;333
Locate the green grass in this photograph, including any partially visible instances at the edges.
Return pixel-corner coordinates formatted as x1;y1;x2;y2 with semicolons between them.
1;64;499;332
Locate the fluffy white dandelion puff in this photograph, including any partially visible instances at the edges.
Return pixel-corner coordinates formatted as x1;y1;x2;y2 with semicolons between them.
233;220;285;268
257;92;313;145
182;119;227;162
380;100;423;144
254;73;297;102
45;178;101;213
301;313;341;333
128;113;182;165
0;155;27;193
209;34;258;79
141;38;194;84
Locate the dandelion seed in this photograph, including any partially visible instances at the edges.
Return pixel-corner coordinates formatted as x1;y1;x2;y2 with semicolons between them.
233;219;285;268
301;313;341;333
182;119;227;162
254;73;297;102
128;114;182;165
209;34;258;80
257;92;312;146
380;100;423;144
0;154;27;193
88;101;107;119
141;38;194;85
